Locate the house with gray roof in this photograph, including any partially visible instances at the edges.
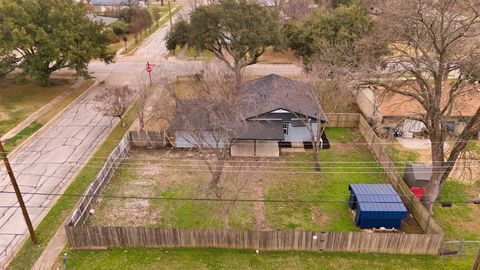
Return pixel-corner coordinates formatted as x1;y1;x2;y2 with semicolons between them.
169;74;330;157
87;14;118;26
90;0;146;12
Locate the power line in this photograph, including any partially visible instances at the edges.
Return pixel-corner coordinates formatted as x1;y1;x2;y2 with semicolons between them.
0;190;479;205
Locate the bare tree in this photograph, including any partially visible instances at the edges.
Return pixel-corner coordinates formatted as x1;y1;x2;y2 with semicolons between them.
364;0;480;211
158;64;251;197
287;62;353;171
95;85;134;126
135;80;154;131
128;9;152;43
217;168;251;228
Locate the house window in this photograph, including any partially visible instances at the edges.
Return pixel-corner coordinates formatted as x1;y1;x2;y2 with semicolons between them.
282;122;289;135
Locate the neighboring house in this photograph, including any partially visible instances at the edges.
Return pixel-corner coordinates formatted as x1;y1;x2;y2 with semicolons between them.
356;88;480;138
90;0;146;12
169;74;330;157
87;14;118;26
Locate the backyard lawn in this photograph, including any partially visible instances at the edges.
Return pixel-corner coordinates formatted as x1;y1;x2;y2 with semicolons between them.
86;128;420;232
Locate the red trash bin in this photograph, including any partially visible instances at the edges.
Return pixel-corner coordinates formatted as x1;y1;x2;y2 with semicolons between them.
410;187;425;200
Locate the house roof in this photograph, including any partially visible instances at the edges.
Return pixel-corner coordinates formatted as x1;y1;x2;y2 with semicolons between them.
349;184;408;213
169;74;328;140
241;74;327;121
169;100;285;140
90;0;138;6
406;163;432;181
379;89;480;118
87;14;118;26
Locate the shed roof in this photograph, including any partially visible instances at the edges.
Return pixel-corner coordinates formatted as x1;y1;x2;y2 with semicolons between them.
407;163;432;181
349;184;407;213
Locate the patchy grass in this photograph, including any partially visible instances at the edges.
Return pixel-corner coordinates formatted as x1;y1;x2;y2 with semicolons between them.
0;77;76;136
6;108;136;270
86;128;412;232
174;46;215;61
86;148;257;230
56;247;477;270
3;121;43;151
265;129;386;232
387;145;420;174
434;180;480;241
258;47;300;65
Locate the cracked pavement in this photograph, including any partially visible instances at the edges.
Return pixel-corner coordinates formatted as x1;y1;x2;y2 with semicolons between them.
0;89;117;267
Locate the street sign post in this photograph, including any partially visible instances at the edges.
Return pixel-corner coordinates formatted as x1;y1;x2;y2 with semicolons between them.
146;62;155;84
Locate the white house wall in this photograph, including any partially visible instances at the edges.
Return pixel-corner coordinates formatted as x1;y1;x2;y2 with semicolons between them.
174;131;225;148
356;88;376;119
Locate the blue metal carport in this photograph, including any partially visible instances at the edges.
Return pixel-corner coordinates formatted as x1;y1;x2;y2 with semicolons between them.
348;184;408;229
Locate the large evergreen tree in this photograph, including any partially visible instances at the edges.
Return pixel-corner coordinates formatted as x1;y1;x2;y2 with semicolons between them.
288;3;374;66
0;0;115;86
165;0;280;85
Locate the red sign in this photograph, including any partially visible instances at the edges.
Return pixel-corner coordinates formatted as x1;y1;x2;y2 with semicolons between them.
146;63;156;73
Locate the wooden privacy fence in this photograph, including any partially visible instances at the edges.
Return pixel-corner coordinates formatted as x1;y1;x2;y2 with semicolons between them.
357;116;443;235
65;113;444;255
325;113;360;128
66;227;443;255
128;130;164;148
68;133;131;226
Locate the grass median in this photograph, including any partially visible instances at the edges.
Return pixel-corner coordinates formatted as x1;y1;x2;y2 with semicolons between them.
6;107;136;270
3;80;94;152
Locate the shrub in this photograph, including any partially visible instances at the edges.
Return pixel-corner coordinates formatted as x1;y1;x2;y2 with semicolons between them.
111;20;128;36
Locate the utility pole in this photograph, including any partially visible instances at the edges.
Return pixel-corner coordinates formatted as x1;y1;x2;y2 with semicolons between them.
0;141;37;244
473;247;480;270
168;0;173;30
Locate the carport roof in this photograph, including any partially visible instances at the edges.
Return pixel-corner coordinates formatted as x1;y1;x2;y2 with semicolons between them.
349;184;407;213
237;121;284;140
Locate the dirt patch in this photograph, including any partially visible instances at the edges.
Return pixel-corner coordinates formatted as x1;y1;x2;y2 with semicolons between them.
312;208;331;227
463;206;480;233
254;178;267;231
0;109;8;121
